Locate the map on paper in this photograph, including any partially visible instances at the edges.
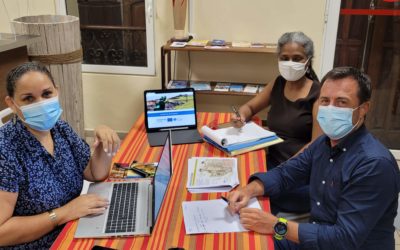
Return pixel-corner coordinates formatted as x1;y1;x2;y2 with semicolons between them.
187;157;239;193
182;198;261;234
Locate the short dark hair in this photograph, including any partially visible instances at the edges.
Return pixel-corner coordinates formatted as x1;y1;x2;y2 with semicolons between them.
321;67;372;104
6;61;55;97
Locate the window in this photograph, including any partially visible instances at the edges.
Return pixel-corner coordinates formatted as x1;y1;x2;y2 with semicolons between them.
57;0;155;75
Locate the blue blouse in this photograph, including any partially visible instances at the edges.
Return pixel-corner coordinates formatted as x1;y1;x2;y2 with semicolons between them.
251;125;400;250
0;118;90;249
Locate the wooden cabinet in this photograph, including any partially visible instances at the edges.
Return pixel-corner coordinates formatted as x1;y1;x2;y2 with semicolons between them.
0;34;39;110
161;41;277;96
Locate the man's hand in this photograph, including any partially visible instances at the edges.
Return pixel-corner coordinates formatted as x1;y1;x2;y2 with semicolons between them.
227;180;265;214
239;208;277;234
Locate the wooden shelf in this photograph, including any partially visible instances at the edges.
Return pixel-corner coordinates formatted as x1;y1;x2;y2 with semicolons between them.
161;41;275;97
163;41;277;54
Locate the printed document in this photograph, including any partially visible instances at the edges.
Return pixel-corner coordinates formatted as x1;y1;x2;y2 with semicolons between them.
187;157;239;193
182;198;261;234
201;121;276;146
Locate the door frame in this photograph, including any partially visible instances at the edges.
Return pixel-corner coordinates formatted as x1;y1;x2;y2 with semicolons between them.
320;0;399;157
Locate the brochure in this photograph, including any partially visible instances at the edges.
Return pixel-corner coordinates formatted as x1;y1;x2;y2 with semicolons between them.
190;81;211;91
214;82;230;92
229;83;245;92
187;157;239;193
168;80;188;89
243;84;259;93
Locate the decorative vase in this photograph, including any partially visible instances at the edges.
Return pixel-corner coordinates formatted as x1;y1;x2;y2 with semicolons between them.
172;0;188;40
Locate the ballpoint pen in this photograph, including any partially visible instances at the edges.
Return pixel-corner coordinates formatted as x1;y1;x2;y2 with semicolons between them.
220;196;229;204
231;106;245;126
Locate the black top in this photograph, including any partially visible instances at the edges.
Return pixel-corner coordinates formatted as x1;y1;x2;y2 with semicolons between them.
266;76;320;167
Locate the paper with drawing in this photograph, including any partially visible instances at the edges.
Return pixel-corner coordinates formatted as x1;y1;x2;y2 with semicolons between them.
187;157;239;193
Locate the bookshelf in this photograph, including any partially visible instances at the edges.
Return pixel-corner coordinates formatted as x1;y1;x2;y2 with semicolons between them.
160;40;277;96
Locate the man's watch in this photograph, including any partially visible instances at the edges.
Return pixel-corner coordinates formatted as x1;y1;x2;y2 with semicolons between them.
273;217;288;240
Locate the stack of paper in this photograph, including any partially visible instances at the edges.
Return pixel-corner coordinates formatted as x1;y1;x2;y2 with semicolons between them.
187;157;239;193
201;122;283;156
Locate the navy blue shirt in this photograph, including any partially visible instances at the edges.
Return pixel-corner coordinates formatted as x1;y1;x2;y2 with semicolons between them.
251;125;399;249
0;118;90;249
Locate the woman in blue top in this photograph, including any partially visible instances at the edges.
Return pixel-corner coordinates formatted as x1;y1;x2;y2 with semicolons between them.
232;32;322;214
0;62;120;249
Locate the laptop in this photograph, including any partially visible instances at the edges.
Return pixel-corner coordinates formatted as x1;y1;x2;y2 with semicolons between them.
75;132;172;238
144;88;203;146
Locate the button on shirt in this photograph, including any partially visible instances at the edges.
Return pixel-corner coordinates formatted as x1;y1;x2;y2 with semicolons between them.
251;125;400;250
0;118;90;249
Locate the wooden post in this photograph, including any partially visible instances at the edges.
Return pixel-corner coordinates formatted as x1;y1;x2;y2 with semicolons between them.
12;15;85;137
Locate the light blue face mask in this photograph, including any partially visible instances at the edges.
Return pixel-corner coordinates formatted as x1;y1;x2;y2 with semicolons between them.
317;105;360;140
17;96;63;131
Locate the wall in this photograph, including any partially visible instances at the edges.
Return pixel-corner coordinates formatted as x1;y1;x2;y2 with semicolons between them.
0;0;327;133
0;0;55;32
183;0;326;117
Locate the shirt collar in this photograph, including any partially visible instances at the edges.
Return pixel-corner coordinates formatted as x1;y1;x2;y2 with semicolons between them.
324;124;368;156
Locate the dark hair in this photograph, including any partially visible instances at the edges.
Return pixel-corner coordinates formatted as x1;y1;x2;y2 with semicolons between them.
320;67;372;104
6;61;55;97
277;31;319;81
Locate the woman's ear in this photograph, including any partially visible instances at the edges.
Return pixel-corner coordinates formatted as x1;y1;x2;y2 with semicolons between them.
5;96;18;114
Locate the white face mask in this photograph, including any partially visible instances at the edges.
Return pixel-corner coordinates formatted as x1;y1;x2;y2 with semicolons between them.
278;60;309;81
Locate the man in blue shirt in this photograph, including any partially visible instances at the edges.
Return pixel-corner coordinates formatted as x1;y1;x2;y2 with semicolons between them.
228;67;399;249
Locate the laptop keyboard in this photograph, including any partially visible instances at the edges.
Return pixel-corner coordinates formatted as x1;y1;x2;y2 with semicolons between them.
105;182;139;233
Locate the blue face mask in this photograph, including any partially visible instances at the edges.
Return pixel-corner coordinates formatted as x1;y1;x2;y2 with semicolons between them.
317;105;360;140
16;96;63;131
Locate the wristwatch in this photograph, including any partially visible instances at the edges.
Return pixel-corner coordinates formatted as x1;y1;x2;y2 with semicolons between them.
273;217;288;240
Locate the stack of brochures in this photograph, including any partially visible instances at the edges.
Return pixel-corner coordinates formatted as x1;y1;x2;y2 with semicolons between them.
186;157;239;193
190;81;211;91
201;122;283;156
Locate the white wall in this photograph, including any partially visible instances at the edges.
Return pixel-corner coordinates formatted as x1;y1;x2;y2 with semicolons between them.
0;0;327;133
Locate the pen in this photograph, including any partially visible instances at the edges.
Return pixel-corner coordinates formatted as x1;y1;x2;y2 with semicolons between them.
220;196;229;204
231;106;245;125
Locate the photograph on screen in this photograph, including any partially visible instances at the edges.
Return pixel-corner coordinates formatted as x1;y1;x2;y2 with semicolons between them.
145;91;196;129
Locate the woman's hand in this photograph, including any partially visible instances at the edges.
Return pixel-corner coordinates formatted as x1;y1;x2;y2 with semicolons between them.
57;194;109;225
230;111;246;128
93;125;120;156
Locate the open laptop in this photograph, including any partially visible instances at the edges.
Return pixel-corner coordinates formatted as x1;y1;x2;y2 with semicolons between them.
75;132;172;238
144;88;203;146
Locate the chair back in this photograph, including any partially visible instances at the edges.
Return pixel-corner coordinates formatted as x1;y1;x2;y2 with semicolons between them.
0;108;13;127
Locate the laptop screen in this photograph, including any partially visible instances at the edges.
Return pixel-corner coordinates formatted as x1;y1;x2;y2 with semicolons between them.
153;132;172;223
144;88;197;131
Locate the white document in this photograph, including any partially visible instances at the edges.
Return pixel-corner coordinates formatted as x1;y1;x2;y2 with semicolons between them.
201;121;276;147
182;198;261;234
187;157;239;193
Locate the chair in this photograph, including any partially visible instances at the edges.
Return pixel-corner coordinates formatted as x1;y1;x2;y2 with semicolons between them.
0;108;13;127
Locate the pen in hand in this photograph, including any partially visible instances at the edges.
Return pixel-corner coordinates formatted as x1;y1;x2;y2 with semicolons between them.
231;106;245;126
221;196;229;204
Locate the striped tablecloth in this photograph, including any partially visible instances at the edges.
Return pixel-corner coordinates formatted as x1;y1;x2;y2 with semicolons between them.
51;112;273;250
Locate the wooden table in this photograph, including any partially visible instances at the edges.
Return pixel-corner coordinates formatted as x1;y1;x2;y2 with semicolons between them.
51;112;273;250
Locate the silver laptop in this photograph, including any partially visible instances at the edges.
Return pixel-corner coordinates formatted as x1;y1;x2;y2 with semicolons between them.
75;132;172;238
144;88;203;146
